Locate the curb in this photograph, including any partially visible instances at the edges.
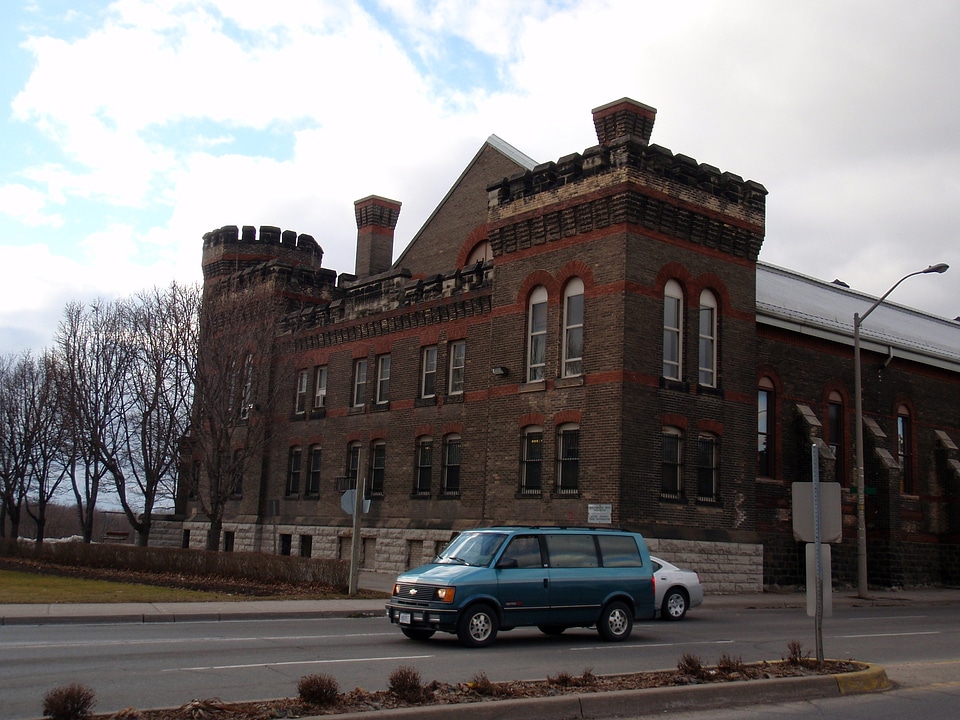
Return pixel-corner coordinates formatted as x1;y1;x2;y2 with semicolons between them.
1;609;385;627
287;662;890;720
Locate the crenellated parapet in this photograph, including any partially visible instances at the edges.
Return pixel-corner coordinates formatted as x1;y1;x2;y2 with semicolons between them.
486;98;767;261
201;224;325;282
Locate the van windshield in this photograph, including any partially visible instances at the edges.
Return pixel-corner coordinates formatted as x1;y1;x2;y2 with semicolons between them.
436;532;507;567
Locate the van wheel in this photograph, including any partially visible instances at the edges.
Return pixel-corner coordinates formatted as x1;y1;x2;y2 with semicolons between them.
401;627;435;641
538;625;566;636
457;604;499;648
598;600;633;642
661;588;689;621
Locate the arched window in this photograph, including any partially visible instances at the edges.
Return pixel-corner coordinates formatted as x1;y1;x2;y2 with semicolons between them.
442;434;462;495
521;426;543;494
414;437;433;496
465;241;492;266
527;286;548;382
758;377;775;478
562;279;584;377
698;290;718;387
897;404;914;494
827;391;844;484
556;424;580;494
661;427;683;499
663;280;683;380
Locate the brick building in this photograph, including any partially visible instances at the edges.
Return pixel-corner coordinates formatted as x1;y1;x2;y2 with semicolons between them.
159;98;960;592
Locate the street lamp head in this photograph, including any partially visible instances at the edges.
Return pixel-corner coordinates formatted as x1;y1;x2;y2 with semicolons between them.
923;263;949;274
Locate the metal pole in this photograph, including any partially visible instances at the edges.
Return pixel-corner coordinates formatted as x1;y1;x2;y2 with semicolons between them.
348;446;365;596
812;443;824;663
851;263;948;599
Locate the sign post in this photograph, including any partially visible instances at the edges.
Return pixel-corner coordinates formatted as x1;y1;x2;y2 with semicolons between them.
348;446;365;596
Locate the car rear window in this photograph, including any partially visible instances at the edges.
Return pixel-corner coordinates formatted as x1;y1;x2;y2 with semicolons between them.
545;534;599;568
597;534;644;567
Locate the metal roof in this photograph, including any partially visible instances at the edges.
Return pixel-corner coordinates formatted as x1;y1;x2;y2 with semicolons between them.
756;262;960;370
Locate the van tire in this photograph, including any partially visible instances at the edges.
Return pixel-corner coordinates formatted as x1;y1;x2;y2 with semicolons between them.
597;600;633;642
457;604;498;648
401;627;435;641
538;625;566;636
661;588;689;621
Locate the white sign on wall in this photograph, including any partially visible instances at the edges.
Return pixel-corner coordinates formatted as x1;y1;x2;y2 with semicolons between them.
587;503;612;524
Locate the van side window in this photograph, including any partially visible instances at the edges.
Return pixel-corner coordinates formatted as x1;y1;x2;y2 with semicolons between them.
545;534;599;568
500;535;543;568
598;535;644;567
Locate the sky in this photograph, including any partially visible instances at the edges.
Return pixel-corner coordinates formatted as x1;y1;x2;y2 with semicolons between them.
2;0;959;355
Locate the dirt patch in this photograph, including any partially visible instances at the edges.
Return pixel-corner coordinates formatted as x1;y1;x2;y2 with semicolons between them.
98;660;865;719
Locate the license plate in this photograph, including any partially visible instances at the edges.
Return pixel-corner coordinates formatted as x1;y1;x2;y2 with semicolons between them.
399;612;411;625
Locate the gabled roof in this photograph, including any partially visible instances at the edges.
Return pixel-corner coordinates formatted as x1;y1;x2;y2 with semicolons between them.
756;262;960;371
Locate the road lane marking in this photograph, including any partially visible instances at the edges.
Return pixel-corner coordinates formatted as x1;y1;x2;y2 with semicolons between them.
832;631;940;639
569;640;735;652
174;654;433;672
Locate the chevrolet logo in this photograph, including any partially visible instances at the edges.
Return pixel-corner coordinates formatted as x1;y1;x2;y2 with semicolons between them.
408;588;418;596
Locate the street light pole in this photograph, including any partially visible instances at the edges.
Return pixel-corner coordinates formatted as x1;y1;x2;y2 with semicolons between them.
853;263;948;598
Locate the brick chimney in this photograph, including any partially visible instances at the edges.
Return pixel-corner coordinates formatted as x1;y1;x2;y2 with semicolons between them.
354;195;401;278
592;98;657;147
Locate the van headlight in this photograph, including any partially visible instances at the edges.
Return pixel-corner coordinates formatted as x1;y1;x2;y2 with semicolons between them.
434;587;456;603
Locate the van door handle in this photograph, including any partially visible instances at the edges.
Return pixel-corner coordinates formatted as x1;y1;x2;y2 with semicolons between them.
543;578;549;588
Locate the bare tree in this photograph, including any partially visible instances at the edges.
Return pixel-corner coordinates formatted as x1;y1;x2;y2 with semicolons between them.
0;353;37;539
56;300;129;543
186;280;287;551
108;282;199;546
23;351;71;546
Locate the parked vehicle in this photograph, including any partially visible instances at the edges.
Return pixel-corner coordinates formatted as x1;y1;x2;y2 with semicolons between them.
385;526;657;647
651;556;704;621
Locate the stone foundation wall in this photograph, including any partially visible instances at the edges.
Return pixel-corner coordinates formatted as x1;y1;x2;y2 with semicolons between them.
151;519;764;593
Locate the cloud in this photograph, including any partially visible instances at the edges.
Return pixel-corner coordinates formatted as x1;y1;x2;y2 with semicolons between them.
0;183;64;227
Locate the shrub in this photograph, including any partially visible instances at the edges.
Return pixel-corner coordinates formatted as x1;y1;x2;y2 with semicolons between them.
677;652;704;678
42;683;96;720
716;653;744;676
547;670;574;687
469;672;497;696
388;665;426;703
579;668;597;686
298;674;340;706
785;640;808;666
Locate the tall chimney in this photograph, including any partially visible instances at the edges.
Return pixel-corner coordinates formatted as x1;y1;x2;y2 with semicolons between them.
354;195;401;278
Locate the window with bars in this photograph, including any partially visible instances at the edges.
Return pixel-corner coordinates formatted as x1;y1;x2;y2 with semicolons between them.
556;425;579;494
286;447;301;497
661;428;682;499
370;442;386;496
414;438;432;495
442;435;461;495
697;434;718;502
521;427;543;494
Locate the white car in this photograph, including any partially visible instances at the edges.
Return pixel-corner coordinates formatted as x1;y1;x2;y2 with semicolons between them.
651;556;704;621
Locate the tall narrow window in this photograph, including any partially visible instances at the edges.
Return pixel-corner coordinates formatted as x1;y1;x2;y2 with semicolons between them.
448;341;465;395
415;437;432;495
421;346;438;398
442;434;461;495
897;405;914;494
521;426;543;494
307;445;322;496
346;442;361;488
313;366;327;409
352;359;367;407
662;428;682;499
698;290;718;387
376;355;391;404
697;434;718;501
527;286;548;382
286;447;301;497
562;279;584;377
294;370;308;414
663;280;683;380
370;441;386;496
240;354;253;419
556;424;580;494
827;392;844;484
758;378;774;478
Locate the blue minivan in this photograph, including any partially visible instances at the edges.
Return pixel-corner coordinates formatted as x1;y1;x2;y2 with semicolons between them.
385;526;656;647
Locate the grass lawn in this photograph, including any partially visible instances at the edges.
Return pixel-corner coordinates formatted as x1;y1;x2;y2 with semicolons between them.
0;569;269;604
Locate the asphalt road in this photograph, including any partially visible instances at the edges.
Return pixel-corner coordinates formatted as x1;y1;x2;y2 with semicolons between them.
3;601;960;719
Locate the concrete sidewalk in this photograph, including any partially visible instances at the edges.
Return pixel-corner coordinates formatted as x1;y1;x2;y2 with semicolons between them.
1;572;957;626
